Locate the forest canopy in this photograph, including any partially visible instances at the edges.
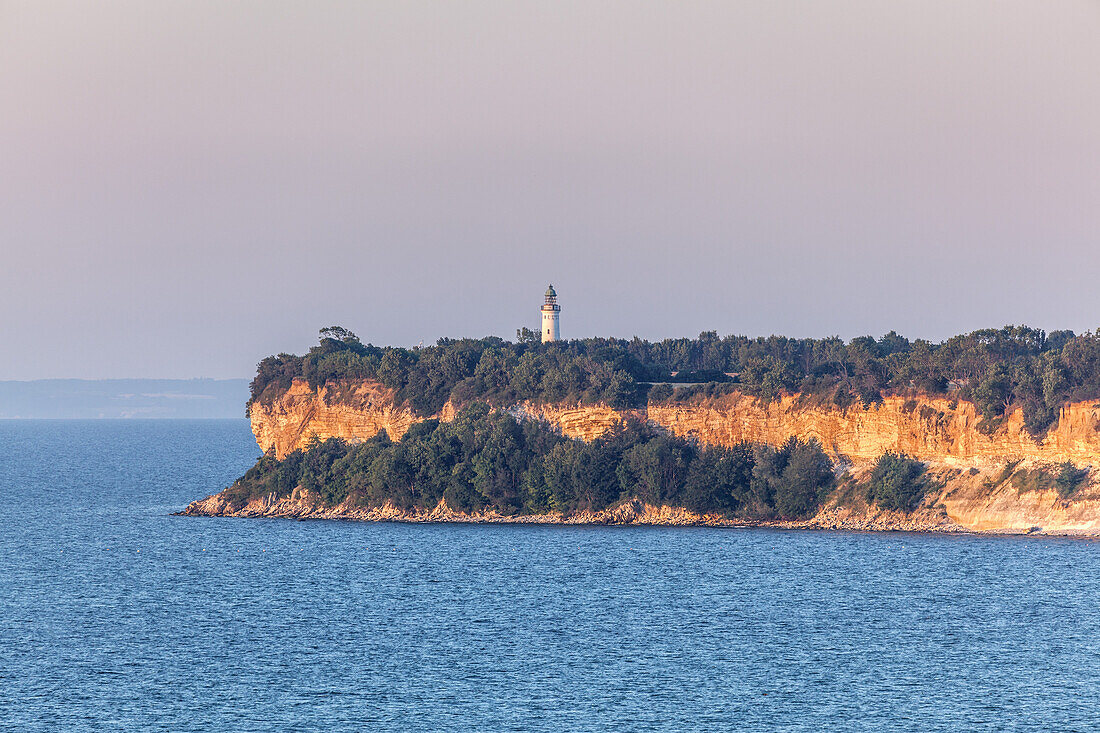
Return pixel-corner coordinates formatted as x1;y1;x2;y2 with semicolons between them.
249;325;1100;437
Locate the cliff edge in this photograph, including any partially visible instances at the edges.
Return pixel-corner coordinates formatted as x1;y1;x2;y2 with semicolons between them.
251;379;1100;465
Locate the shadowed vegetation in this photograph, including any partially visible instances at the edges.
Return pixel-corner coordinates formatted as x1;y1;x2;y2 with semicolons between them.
224;404;835;520
865;452;933;512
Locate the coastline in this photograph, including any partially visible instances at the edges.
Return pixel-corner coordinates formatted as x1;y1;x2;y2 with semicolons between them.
180;492;1091;536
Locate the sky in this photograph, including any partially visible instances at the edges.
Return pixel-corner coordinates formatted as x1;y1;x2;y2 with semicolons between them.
1;1;1098;379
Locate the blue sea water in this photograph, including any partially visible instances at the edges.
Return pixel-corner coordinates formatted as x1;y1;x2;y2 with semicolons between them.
2;420;1100;731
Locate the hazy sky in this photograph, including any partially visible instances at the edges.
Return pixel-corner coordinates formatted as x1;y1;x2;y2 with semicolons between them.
1;1;1098;379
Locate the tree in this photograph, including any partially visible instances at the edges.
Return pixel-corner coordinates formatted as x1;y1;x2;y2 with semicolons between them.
680;444;754;515
974;364;1015;421
616;437;690;505
773;438;835;518
319;326;360;345
747;438;834;519
244;324;1100;439
516;327;541;345
866;452;928;511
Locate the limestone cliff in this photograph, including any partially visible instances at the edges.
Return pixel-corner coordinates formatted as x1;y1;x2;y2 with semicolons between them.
250;379;642;456
252;379;1100;465
239;378;1100;534
250;379;420;458
647;393;1100;465
504;402;644;442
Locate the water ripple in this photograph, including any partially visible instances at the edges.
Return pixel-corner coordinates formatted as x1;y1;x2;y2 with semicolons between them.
0;420;1098;731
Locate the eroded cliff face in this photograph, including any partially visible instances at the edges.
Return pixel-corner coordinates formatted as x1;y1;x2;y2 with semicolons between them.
936;477;1100;534
648;393;1100;464
250;380;420;459
253;379;1100;465
242;379;1100;533
250;380;643;456
505;402;644;442
824;460;1100;535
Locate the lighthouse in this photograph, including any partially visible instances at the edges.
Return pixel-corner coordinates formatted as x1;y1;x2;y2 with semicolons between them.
541;284;560;343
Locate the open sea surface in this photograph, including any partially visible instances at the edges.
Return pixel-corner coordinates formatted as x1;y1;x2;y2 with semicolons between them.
2;419;1100;731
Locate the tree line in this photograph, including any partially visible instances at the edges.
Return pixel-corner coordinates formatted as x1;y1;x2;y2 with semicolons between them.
249;324;1100;436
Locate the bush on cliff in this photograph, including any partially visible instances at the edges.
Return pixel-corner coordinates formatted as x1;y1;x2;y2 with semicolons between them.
1007;463;1091;499
647;383;674;402
225;404;836;520
865;452;931;512
749;438;837;519
1055;462;1089;499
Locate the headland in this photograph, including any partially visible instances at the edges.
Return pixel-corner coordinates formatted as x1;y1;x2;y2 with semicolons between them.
182;321;1100;535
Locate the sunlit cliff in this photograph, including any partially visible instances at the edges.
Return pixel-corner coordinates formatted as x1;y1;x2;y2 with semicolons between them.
229;378;1100;534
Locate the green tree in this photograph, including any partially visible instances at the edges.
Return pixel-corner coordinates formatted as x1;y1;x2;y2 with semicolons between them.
866;452;929;512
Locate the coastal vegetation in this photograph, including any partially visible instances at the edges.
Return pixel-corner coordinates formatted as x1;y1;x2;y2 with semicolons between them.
1009;462;1091;499
864;452;933;512
223;403;835;520
249;325;1100;437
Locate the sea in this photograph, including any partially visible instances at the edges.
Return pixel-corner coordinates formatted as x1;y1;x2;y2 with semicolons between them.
2;419;1099;731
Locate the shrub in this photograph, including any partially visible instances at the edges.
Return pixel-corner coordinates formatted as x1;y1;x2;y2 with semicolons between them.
647;383;674;402
1011;468;1056;495
1055;462;1089;499
866;452;930;512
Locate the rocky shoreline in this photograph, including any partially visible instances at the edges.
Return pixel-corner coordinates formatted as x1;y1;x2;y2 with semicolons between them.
180;491;1054;535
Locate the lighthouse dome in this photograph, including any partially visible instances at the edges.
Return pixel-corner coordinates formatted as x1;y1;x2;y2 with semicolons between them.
545;284;557;298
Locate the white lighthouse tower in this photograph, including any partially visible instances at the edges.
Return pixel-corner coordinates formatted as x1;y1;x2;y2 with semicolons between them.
541;284;560;342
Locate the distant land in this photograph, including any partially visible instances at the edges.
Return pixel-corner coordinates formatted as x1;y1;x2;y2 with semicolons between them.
0;379;250;419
